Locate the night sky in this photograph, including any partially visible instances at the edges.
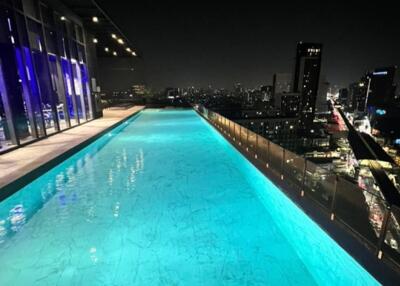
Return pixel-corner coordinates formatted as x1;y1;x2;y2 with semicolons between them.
97;1;399;90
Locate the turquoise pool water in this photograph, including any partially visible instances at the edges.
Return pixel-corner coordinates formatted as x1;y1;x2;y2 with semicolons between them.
0;109;378;285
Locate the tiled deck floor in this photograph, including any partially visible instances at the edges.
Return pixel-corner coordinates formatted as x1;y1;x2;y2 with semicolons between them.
0;106;144;190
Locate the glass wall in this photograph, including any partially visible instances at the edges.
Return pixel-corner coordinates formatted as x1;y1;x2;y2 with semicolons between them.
0;1;95;153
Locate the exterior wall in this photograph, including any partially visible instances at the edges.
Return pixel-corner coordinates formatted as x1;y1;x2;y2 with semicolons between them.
0;0;98;153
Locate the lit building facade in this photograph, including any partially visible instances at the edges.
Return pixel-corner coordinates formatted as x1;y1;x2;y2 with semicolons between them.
0;0;138;153
292;42;322;126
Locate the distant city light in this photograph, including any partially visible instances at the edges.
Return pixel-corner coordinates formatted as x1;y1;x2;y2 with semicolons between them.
359;82;365;87
92;16;99;23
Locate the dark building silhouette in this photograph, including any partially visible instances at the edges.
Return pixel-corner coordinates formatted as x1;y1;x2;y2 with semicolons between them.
366;66;398;108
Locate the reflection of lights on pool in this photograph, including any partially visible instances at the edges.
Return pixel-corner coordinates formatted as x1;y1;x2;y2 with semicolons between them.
90;247;98;263
0;220;7;243
9;204;26;232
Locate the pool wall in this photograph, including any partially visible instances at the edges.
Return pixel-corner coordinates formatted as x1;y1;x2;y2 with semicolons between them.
196;107;400;285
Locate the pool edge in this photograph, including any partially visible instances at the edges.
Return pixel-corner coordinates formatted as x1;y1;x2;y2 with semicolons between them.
194;107;400;286
0;108;144;203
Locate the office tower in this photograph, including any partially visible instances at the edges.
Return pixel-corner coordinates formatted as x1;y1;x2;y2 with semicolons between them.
338;88;349;106
273;73;292;94
366;66;398;108
315;77;329;114
292;42;322;126
260;85;273;102
274;93;301;117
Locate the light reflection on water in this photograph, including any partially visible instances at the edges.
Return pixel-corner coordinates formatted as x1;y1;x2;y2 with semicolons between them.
0;114;142;244
0;110;378;285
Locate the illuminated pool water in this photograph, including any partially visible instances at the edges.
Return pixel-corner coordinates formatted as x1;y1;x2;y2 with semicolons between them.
0;109;378;285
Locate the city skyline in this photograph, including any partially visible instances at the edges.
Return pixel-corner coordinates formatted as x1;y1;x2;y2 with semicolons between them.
98;1;399;90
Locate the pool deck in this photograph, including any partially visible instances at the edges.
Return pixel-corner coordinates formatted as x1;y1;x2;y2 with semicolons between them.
0;106;144;196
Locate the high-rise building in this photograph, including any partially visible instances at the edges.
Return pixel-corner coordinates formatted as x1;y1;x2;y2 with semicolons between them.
338;88;349;106
292;42;322;126
315;78;329;114
273;73;292;94
366;66;398;108
274;93;301;117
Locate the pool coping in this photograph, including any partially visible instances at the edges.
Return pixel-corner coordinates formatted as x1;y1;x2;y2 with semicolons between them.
0;106;145;202
195;108;400;286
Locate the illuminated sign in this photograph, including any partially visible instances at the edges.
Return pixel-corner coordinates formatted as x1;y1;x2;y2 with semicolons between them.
375;109;386;115
372;71;388;76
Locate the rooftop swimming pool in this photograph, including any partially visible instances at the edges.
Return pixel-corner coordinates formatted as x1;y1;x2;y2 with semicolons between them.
0;109;379;285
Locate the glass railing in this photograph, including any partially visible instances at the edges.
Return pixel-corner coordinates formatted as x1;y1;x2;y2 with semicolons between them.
196;105;400;269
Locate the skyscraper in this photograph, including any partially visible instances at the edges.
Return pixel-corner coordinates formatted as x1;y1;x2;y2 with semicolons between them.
366;66;398;108
273;73;292;94
292;42;322;126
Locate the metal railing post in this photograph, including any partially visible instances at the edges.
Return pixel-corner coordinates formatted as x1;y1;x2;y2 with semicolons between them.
245;128;248;148
239;124;242;145
377;206;391;259
301;160;307;197
281;148;285;180
330;175;339;220
255;135;259;159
